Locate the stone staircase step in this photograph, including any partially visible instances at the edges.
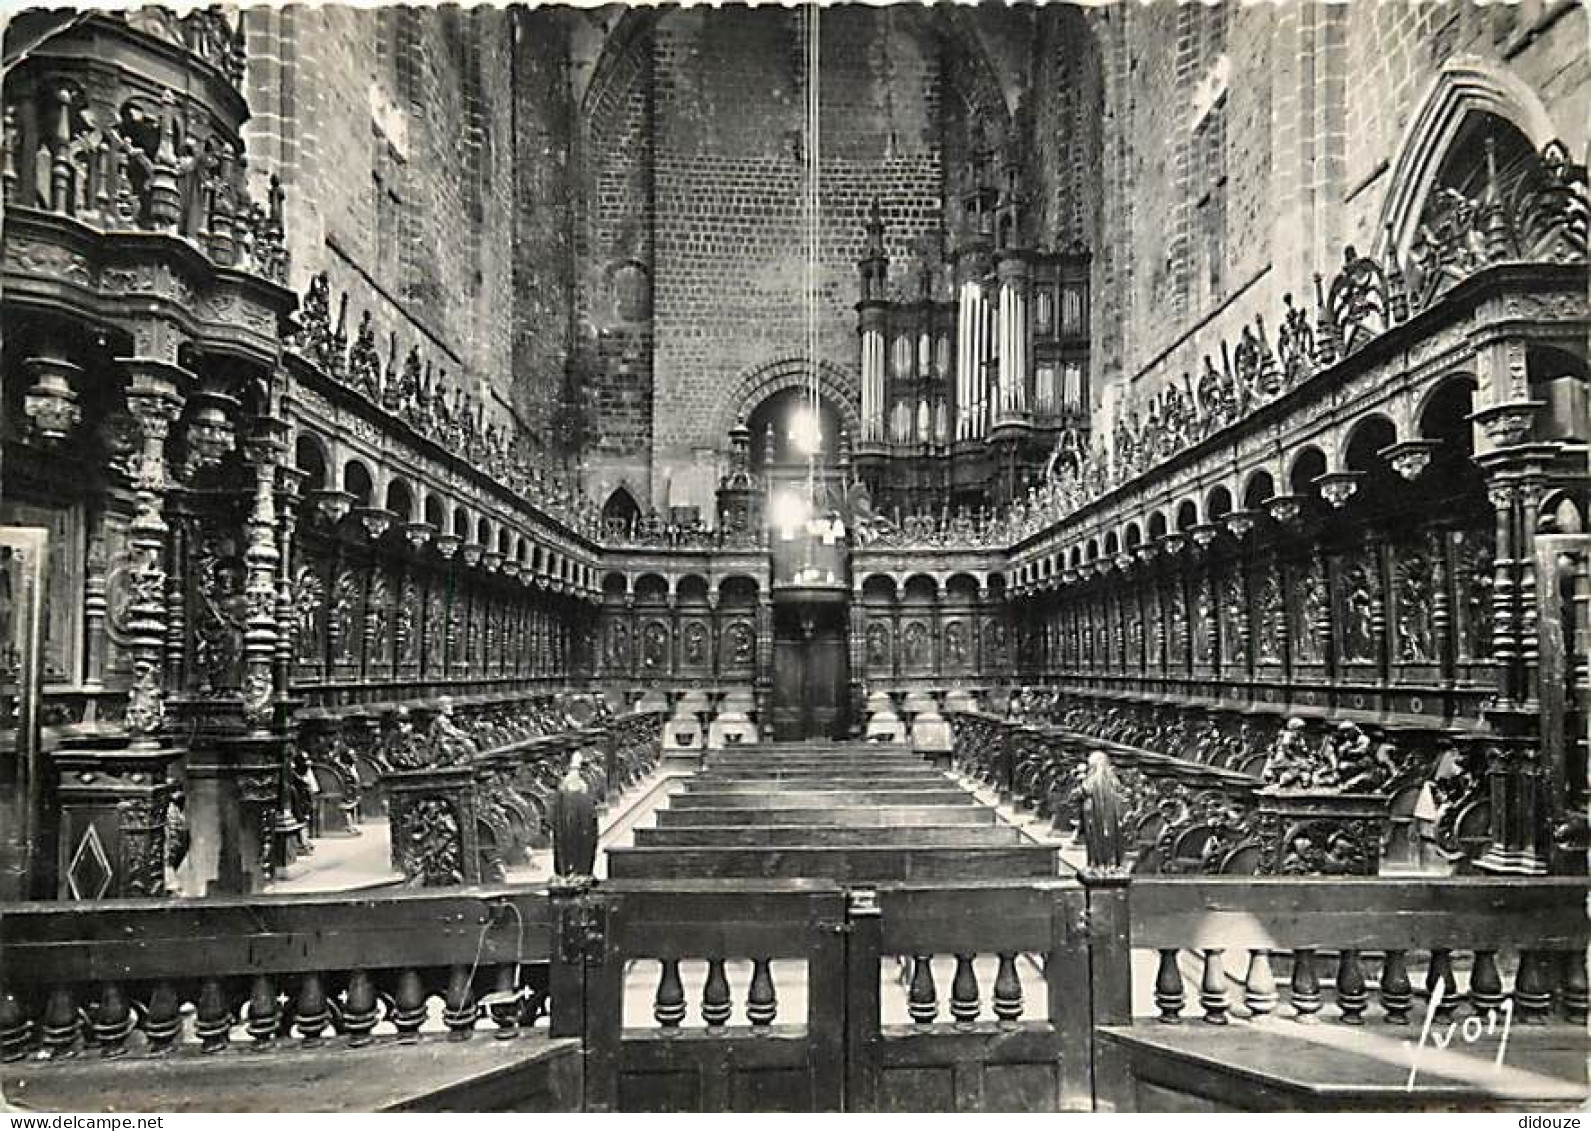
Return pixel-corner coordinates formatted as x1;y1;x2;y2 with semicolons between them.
655;805;997;827
606;844;1059;880
634;824;1028;847
670;789;976;808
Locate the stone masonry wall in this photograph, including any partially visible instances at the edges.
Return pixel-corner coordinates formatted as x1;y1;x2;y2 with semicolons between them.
243;6;571;454
1088;0;1589;433
649;6;947;517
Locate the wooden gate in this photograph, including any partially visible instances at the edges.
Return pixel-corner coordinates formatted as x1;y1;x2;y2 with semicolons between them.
552;878;1094;1112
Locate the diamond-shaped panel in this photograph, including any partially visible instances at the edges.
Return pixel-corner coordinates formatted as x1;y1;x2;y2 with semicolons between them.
68;823;114;900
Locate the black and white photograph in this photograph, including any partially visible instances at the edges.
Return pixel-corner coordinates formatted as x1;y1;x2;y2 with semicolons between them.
0;0;1587;1115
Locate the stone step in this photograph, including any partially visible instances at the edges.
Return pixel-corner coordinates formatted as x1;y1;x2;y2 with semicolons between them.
655;805;997;827
634;824;1027;847
607;844;1059;880
702;757;931;772
691;774;947;789
670;789;976;808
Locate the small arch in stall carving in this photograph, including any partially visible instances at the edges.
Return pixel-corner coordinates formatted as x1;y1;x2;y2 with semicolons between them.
1538;491;1585;535
1206;484;1233;522
634;573;669;605
385;478;416;522
1175;498;1199;531
295;432;330;492
343;460;374;507
676;574;710;606
1242;469;1275;510
1148;510;1169;541
423;493;447;530
1287;445;1327;493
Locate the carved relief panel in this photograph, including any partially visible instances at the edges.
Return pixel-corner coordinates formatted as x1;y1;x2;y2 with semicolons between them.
680;619;710;671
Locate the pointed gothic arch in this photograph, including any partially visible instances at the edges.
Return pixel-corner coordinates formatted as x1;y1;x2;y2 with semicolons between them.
1376;56;1560;260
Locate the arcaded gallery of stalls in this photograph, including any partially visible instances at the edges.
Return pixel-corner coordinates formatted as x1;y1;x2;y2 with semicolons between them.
0;2;1587;1115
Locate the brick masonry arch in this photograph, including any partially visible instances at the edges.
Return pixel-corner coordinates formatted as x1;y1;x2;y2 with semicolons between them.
713;357;863;452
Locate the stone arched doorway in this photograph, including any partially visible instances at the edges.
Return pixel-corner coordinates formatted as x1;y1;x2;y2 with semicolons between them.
714;357;863;459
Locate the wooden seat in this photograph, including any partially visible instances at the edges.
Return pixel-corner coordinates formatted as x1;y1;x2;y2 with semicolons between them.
1096;1024;1588;1112
1;1035;583;1114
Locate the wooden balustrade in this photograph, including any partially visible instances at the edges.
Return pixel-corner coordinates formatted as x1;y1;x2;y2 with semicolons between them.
1089;875;1591;1110
0;888;554;1064
949;711;1263;874
2;871;1586;1111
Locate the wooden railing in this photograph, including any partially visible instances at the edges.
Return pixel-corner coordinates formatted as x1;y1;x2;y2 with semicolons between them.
3;873;1585;1111
0;887;553;1062
1086;875;1591;1110
949;712;1263;874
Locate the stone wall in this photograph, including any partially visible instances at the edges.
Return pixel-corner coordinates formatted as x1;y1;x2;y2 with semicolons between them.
242;7;573;455
1089;0;1589;421
647;7;947;519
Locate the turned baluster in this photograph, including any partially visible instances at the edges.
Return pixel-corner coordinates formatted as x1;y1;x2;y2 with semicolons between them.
1290;949;1322;1023
1243;950;1278;1020
1562;950;1589;1024
993;953;1023;1023
1514;950;1552;1024
654;959;686;1028
194;978;233;1053
702;958;732;1029
950;954;980;1026
93;982;135;1057
389;968;429;1041
1199;949;1230;1025
343;970;380;1046
1470;950;1504;1017
1427;949;1458;1022
294;973;331;1046
1379;951;1412;1025
1335;950;1367;1025
245;975;280;1044
1154;950;1186;1023
0;986;33;1061
40;986;80;1057
746;958;777;1027
442;965;478;1039
908;955;939;1024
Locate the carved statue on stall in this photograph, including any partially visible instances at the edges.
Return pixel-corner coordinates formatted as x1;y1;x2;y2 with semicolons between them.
426;696;480;766
604;621;630;669
381;706;427;770
1328;721;1397;792
1341;561;1377;662
865;621;891;668
1081;751;1127;874
902;621;928;669
944;621;968;668
552;752;598;887
641;622;668;671
682;621;707;667
1261;717;1318;789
